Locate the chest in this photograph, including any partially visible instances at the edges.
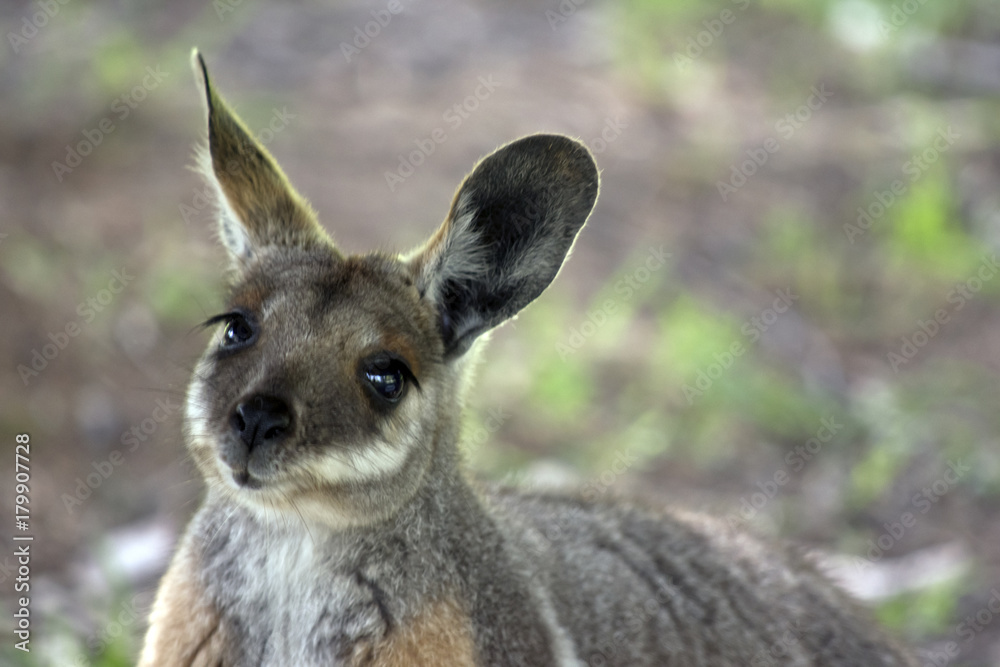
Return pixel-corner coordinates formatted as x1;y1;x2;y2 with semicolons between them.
199;520;389;666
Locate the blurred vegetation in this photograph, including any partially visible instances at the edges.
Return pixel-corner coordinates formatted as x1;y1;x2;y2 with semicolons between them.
477;0;1000;657
2;0;999;664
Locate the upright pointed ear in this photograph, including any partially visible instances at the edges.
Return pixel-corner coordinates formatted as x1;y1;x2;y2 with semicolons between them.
191;50;333;270
409;134;599;358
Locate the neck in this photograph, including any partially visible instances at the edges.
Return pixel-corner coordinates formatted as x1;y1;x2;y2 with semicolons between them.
202;416;479;541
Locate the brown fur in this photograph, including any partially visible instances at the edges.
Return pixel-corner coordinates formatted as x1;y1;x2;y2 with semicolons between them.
139;51;917;666
352;597;478;667
193;52;333;261
139;535;225;667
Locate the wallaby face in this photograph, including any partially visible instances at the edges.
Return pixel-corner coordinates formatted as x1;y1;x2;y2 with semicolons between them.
141;52;916;667
187;250;443;527
184;53;598;529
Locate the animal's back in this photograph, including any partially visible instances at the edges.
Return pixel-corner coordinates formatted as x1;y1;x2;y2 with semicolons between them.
140;51;918;667
485;487;917;666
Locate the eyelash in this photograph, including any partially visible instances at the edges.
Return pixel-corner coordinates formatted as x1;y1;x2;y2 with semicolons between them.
201;311;242;328
201;311;257;350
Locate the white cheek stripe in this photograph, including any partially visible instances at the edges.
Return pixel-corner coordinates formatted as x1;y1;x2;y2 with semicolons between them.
186;347;425;487
312;437;413;483
185;380;203;424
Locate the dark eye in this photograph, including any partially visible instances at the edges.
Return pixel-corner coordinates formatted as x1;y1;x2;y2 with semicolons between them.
363;356;409;403
222;314;255;347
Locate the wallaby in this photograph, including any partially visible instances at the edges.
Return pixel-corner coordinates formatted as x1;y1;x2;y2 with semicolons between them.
140;50;917;666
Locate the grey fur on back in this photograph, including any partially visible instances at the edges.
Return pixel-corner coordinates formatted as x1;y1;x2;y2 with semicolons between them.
138;51;917;667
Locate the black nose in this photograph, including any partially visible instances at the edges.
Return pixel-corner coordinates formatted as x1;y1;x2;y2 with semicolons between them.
230;395;292;451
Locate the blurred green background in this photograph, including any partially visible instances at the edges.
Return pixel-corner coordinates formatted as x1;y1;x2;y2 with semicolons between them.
1;0;999;664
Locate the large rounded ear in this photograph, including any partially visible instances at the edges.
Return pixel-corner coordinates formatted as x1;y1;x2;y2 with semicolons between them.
408;134;599;358
191;50;334;271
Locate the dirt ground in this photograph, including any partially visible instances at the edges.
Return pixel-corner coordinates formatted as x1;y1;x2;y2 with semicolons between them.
2;0;1000;664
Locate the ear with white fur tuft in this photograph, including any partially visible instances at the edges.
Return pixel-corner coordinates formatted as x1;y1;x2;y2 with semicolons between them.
190;49;334;270
410;134;599;358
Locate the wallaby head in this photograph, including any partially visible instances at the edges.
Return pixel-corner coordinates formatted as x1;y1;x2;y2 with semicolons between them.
143;52;918;667
185;51;599;529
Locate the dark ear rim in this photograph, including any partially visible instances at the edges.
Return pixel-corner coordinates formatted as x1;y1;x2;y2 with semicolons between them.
189;48;274;186
192;49;213;117
416;133;600;359
189;48;335;266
